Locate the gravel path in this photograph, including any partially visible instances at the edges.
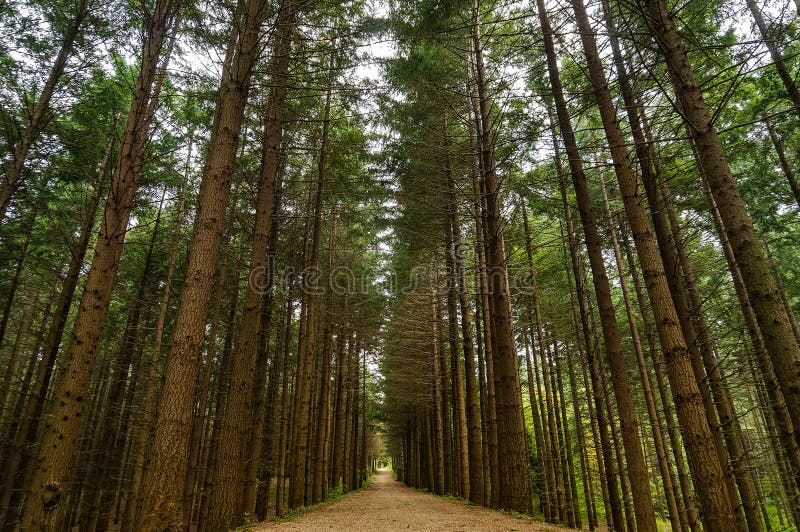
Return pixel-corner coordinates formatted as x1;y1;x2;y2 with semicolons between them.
252;469;570;531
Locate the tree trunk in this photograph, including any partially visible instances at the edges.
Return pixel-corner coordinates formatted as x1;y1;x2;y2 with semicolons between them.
623;230;698;531
552;340;580;528
123;163;191;530
89;189;166;527
0;212;35;356
312;211;338;504
207;4;295;526
182;163;236;528
599;175;682;532
251;171;288;521
546;83;624;528
540;1;658;528
274;284;295;517
571;0;737;526
288;80;331;509
469;115;499;506
199;245;247;531
23;125;114;421
704;172;800;504
444;179;470;500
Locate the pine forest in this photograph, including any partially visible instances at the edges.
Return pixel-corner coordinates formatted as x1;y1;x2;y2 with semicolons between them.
1;0;800;530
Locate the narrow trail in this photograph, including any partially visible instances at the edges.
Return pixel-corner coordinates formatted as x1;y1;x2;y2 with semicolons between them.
253;469;570;531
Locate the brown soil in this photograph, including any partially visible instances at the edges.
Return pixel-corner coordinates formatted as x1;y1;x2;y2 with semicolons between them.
252;469;570;531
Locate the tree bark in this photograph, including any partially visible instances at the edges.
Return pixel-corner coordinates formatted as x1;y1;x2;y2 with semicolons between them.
274;284;295;517
288;80;331;509
571;0;737;526
207;3;295;526
546;85;624;529
599;176;682;532
443;160;470;500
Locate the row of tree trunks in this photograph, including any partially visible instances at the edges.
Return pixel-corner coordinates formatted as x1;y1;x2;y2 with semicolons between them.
640;0;800;469
469;0;532;513
134;0;267;526
570;0;740;527
206;1;296;526
19;2;183;526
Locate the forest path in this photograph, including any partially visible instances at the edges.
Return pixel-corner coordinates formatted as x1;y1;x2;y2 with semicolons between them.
252;469;570;531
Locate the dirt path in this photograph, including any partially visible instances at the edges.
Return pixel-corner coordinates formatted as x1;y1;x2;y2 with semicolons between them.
252;469;569;531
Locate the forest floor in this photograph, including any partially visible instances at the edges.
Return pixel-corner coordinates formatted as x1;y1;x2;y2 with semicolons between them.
250;469;572;531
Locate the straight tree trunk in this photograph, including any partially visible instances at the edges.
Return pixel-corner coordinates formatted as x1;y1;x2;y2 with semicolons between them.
469;121;499;506
332;330;351;491
561;286;597;531
275;285;295;517
89;189;166;526
601;5;733;527
443;178;470;500
288;81;331;509
547;88;624;529
541;1;659;528
124;142;192;528
750;361;800;527
0;212;34;354
312;212;338;504
250;170;288;520
522;334;549;518
570;0;737;526
599;175;682;532
359;348;367;486
0;135;113;526
703;173;800;499
623;231;698;531
201;248;249;532
660;168;762;531
434;283;454;495
0;284;36;429
531;247;565;521
183;161;237;528
552;340;580;528
601;355;637;532
430;295;446;496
